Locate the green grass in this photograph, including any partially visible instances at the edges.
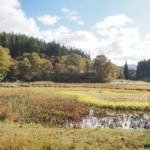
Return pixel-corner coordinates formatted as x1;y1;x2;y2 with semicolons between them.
58;90;150;111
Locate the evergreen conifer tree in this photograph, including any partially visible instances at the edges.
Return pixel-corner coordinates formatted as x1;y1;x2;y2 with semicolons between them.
124;61;129;80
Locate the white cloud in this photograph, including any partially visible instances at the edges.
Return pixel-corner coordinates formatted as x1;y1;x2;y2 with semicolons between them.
56;26;71;34
94;14;132;29
145;34;150;40
69;15;80;21
69;11;79;16
61;7;70;13
0;0;39;35
77;21;85;25
92;14;150;65
37;15;60;25
61;7;85;25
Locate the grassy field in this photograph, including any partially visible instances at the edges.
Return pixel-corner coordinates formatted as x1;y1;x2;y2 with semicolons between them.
0;81;150;149
0;121;150;150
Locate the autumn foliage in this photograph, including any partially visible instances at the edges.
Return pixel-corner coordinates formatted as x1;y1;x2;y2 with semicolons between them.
0;32;121;82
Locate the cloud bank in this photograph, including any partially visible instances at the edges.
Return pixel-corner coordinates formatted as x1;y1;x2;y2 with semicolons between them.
0;0;39;35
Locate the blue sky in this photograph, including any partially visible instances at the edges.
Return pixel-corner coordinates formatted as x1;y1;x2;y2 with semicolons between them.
20;0;150;32
20;0;150;33
1;0;150;65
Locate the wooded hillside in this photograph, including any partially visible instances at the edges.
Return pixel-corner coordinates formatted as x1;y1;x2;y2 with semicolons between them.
0;32;123;82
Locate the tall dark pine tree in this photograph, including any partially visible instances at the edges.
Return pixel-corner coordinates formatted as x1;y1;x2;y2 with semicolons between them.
124;61;129;80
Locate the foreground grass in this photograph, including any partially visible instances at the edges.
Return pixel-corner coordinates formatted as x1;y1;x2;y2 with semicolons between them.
0;122;150;150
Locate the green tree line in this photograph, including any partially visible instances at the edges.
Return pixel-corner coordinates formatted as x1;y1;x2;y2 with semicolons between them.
136;59;150;81
0;32;90;59
0;32;122;82
122;59;150;82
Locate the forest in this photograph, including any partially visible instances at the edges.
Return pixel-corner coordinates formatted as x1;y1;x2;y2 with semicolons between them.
0;32;149;82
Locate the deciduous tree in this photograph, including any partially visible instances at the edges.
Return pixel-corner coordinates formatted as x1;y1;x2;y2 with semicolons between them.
0;46;11;81
65;54;86;73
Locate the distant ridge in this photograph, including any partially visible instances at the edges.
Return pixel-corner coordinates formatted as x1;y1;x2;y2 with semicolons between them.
120;64;137;69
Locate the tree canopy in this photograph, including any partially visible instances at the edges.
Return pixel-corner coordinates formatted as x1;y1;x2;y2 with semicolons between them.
124;61;129;80
0;32;122;82
0;46;11;81
0;32;90;59
136;59;150;81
